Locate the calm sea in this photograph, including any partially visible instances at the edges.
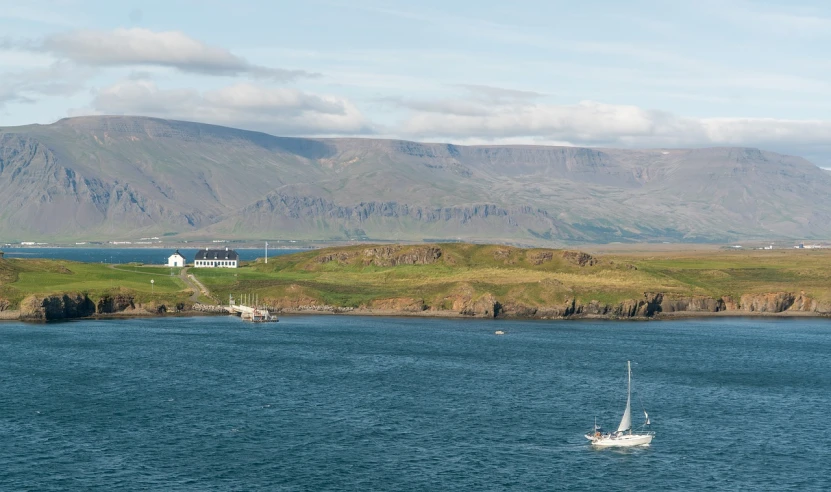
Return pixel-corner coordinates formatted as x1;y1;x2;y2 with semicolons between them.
1;316;829;491
0;247;303;264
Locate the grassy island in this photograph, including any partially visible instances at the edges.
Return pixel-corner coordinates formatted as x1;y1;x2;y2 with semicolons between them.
2;244;831;320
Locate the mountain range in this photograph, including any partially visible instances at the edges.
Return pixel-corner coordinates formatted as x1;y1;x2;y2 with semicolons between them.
1;115;829;244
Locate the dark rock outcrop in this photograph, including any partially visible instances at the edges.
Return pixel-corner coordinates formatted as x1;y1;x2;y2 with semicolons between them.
739;292;795;312
316;251;354;264
97;294;135;313
562;251;597;267
659;295;725;313
20;293;96;321
362;246;442;266
527;250;554;265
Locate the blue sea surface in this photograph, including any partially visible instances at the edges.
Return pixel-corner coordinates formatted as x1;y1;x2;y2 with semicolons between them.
1;316;829;491
0;247;302;264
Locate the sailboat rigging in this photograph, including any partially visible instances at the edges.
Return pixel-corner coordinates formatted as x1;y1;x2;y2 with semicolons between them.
585;361;654;447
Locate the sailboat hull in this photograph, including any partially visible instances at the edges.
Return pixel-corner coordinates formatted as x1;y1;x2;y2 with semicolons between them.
587;433;653;448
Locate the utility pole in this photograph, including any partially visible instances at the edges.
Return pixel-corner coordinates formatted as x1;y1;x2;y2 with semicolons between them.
265;241;268;264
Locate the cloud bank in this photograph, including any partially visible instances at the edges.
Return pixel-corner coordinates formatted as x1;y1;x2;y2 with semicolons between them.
0;61;92;105
81;80;372;136
391;91;831;164
37;28;316;81
78;79;831;165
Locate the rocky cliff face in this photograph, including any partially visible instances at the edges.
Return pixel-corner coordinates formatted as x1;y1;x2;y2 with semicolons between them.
17;293;178;320
347;290;829;319
488;291;827;319
19;294;96;321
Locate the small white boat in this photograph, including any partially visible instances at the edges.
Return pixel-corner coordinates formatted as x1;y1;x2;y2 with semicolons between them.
585;361;654;448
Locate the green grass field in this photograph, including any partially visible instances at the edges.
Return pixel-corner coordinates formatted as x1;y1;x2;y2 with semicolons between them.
0;259;190;308
188;244;831;312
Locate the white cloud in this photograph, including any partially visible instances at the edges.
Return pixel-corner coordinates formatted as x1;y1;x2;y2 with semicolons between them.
77;79;831;165
84;80;372;136
393;90;831;164
37;28;316;80
399;98;696;145
0;61;92;105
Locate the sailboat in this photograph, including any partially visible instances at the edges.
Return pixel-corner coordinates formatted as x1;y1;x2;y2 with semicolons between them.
585;361;654;447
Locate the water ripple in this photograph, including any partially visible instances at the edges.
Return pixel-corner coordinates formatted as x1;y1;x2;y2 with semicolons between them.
1;316;830;490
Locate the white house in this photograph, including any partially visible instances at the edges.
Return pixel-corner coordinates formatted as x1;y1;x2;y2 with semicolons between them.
194;247;239;268
167;250;186;267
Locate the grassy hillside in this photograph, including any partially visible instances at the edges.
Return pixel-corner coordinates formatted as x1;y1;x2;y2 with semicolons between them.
617;249;831;303
191;244;831;314
3;245;831;318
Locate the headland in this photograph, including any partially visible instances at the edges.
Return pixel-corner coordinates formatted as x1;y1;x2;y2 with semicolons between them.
2;243;830;322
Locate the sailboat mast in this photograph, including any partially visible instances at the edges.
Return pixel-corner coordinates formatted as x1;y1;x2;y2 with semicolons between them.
627;361;632;434
616;360;633;434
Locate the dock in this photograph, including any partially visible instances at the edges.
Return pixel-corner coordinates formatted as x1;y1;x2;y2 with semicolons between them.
227;295;279;322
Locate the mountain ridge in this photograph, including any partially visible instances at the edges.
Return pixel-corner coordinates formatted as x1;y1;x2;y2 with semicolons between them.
1;115;829;244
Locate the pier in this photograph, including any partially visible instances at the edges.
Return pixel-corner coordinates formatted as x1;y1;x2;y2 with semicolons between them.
227;295;278;322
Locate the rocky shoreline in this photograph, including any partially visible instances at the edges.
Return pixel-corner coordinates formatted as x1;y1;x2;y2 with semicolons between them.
3;290;830;322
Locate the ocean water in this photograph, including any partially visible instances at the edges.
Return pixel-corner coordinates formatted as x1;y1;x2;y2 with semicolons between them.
0;316;829;491
0;247;302;264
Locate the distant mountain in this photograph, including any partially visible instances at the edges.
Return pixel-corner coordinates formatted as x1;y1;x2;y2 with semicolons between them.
1;115;829;244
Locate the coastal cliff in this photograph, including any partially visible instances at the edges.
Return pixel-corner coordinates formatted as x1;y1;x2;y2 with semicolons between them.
234;244;831;320
17;293;180;321
263;290;829;319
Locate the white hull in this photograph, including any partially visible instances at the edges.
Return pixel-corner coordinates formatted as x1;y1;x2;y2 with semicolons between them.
586;433;653;448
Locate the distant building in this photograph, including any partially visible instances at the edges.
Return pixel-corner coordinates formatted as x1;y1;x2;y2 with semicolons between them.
194;247;239;268
167;250;186;267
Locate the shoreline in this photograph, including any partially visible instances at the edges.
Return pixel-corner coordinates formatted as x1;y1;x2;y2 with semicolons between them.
3;307;829;323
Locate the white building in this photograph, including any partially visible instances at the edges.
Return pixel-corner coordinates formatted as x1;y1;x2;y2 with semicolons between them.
167;250;186;267
194;247;239;268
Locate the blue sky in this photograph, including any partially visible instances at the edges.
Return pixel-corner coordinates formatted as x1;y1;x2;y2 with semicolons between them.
2;0;831;165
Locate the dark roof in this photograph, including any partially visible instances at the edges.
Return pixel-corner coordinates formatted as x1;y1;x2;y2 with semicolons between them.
195;248;239;261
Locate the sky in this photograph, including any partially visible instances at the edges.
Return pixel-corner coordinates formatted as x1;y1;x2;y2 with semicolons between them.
2;0;831;165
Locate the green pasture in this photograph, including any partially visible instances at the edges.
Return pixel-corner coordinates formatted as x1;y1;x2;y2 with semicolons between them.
190;244;831;310
0;259;189;307
625;249;831;303
3;244;831;312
